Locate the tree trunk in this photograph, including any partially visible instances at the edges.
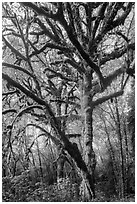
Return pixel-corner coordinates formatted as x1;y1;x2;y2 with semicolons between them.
102;115;118;193
115;98;125;198
80;70;96;200
57;149;66;179
123;118;129;194
36;139;43;181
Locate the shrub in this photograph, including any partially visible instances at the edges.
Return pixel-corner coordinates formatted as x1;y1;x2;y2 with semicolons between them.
3;173;80;202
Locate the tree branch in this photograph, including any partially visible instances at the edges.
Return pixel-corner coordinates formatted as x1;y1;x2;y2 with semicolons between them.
92;3;108;40
2;89;19;96
100;43;135;66
2;66;96;181
92;63;126;94
33;17;59;42
112;3;134;27
2;109;17;115
50;58;85;74
56;114;81;122
92;3;133;52
26;123;62;146
29;42;70;58
2;36;27;61
44;68;75;82
9;105;44;129
65;134;81;138
63;25;105;86
3;63;35;78
93;90;124;107
65;58;86;74
21;2;59;19
2;73;57;122
21;2;104;87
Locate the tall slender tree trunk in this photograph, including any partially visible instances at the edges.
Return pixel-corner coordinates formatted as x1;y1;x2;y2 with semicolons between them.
102;116;118;193
57;151;66;179
123;118;129;194
115;98;125;198
36;139;43;181
80;70;96;200
56;88;65;181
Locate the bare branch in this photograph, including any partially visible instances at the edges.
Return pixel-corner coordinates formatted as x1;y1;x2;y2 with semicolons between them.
93;90;124;107
21;2;59;19
2;36;27;61
3;63;35;78
56;114;81;122
2;89;18;96
2;73;57;123
29;43;71;58
115;31;129;42
44;68;75;82
92;63;126;94
100;43;135;66
8;105;44;129
113;3;134;27
33;17;59;42
26;123;61;146
63;25;105;86
92;3;108;40
2;109;17;115
65;134;81;138
92;3;134;52
65;58;85;74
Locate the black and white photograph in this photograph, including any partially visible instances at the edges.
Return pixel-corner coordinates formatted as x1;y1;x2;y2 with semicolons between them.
2;2;135;202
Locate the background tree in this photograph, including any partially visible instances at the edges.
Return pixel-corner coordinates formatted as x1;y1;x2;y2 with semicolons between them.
2;2;135;201
93;78;135;198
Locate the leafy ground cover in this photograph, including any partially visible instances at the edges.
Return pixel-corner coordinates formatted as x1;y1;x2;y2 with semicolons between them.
2;172;135;202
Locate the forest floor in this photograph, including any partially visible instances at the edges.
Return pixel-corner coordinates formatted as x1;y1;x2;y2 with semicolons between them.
3;175;135;202
94;183;135;202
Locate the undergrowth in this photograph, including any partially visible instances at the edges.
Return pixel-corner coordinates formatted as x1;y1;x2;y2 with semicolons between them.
2;170;135;202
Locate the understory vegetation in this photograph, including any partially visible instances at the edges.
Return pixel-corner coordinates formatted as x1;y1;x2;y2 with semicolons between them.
3;165;135;202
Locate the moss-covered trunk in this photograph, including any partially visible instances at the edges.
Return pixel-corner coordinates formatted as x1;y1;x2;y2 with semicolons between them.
80;70;96;200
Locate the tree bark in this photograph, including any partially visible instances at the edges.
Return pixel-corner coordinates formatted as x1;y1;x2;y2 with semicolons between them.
57;152;66;179
79;70;96;200
115;98;125;198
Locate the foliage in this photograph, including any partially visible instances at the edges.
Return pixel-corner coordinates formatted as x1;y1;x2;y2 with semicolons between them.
3;172;135;202
2;171;79;202
3;171;35;202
